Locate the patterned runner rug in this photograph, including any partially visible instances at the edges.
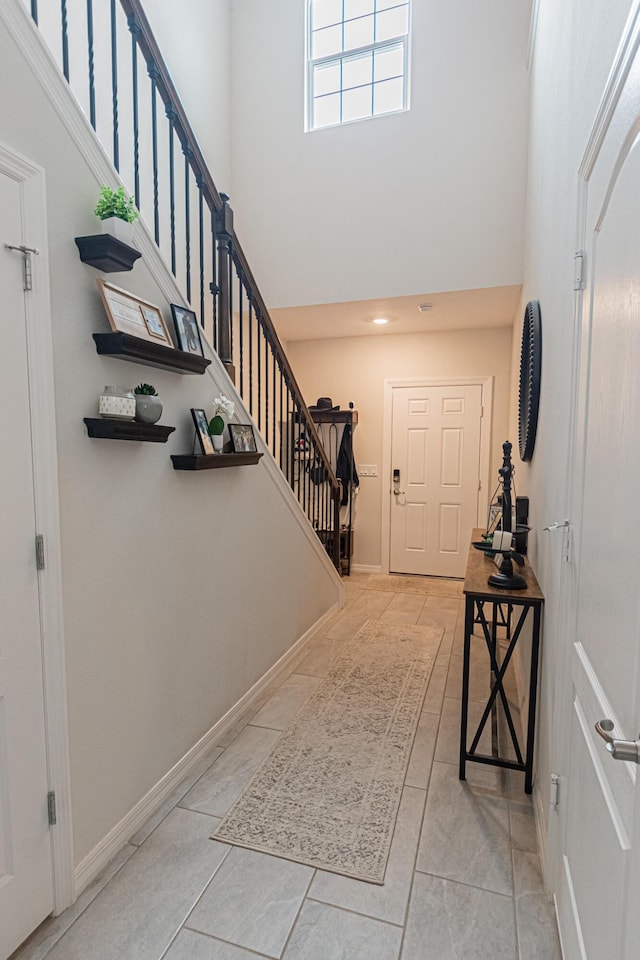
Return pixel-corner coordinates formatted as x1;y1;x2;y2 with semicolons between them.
211;619;442;884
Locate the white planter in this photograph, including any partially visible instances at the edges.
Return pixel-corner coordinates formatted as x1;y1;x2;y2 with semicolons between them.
135;395;163;424
100;216;134;246
212;433;224;453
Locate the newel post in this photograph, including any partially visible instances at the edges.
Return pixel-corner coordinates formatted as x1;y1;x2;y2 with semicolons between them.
214;193;236;384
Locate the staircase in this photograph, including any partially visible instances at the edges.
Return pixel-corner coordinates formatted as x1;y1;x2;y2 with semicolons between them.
24;0;343;570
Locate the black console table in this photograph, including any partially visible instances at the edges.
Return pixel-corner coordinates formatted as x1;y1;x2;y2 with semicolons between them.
459;530;544;794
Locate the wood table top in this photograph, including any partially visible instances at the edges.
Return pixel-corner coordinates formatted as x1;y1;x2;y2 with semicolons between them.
463;529;544;601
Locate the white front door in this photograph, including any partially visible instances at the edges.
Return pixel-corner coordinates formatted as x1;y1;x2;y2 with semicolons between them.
389;384;482;578
0;167;53;958
556;31;640;960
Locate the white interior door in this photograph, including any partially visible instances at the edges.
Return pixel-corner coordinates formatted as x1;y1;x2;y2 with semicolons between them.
389;384;482;578
0;167;53;958
556;34;640;960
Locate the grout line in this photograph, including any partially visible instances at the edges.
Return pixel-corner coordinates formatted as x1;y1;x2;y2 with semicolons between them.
411;867;515;899
275;867;318;958
180;928;273;957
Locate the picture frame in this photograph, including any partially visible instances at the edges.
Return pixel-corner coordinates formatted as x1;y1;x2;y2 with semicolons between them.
96;279;173;346
191;408;215;455
229;423;257;454
171;304;204;356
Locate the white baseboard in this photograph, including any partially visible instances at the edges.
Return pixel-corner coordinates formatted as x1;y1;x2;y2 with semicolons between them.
350;564;382;574
73;601;340;896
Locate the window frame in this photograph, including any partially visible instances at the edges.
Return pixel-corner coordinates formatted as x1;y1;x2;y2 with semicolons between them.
305;1;411;132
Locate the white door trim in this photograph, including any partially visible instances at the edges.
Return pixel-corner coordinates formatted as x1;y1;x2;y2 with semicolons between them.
381;377;493;576
0;140;74;914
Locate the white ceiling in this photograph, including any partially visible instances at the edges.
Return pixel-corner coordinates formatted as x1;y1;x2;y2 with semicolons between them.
270;285;522;343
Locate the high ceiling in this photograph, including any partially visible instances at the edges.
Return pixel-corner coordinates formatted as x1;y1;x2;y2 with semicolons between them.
270;285;522;343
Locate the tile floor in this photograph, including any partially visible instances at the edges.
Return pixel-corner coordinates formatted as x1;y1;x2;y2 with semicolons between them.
13;573;562;960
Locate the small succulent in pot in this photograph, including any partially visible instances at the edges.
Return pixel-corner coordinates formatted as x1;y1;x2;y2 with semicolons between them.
133;383;163;424
94;185;139;223
94;185;139;244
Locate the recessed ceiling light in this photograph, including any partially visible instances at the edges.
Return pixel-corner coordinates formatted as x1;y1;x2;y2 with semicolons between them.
418;303;433;313
372;317;389;325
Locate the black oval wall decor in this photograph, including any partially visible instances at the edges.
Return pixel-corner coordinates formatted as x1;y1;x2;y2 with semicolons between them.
518;300;542;461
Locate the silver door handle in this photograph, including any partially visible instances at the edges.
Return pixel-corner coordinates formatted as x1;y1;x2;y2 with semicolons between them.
595;719;640;763
393;487;405;495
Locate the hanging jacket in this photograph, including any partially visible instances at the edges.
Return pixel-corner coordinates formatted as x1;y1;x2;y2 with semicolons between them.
336;423;359;506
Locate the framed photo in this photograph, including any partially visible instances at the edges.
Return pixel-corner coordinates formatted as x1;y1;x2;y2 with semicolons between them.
171;304;204;356
229;423;257;454
96;279;173;346
191;408;214;455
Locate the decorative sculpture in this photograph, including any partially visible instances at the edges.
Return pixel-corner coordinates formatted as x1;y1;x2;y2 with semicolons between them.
488;441;527;590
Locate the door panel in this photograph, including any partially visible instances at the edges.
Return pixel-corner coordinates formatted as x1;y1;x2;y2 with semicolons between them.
558;49;640;960
389;384;482;577
0;168;53;958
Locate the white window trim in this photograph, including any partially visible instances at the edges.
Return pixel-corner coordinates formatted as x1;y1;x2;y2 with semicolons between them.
305;2;411;132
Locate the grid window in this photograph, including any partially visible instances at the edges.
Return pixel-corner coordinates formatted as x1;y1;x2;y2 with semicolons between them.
308;0;410;130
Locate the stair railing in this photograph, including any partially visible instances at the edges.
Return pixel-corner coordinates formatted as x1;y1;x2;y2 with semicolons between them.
25;0;342;570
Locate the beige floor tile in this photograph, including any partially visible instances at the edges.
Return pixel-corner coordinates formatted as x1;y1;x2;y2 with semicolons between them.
325;612;369;640
12;844;137;960
509;800;538;853
445;651;491;702
164;929;265;959
283;901;402;960
36;810;229;960
249;674;321;730
401;874;517;960
416;607;458;634
295;637;345;677
513;850;563;960
308;786;426;925
349;590;394;616
187;848;313;958
417;762;513;896
405;712;439;789
385;593;428;614
421;663;448;715
181;726;281;817
425;596;460;611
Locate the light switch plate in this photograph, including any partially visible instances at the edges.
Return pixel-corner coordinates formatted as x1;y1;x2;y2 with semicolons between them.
359;465;378;477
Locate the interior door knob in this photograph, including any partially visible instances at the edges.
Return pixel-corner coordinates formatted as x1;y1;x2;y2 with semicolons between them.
595;719;640;763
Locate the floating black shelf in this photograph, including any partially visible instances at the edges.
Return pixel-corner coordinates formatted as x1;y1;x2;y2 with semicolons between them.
75;234;142;272
171;453;264;470
92;332;211;375
84;417;175;442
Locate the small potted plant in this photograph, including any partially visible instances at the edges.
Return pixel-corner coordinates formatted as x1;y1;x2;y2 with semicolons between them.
134;383;163;424
94;185;139;245
208;394;235;452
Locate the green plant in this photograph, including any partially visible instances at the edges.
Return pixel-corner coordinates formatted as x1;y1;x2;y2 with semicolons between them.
134;383;158;396
94;185;139;224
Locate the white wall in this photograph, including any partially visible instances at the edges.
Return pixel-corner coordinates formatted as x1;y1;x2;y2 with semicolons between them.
510;0;635;879
288;325;513;568
142;0;231;191
1;6;339;868
229;0;532;309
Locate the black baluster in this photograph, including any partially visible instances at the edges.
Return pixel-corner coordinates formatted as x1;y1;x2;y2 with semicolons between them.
31;0;38;25
110;0;119;170
272;342;277;458
228;254;234;360
184;148;191;303
265;330;269;447
279;364;284;472
87;0;96;128
210;208;217;349
257;314;262;431
148;63;160;243
238;276;244;401
166;106;176;273
61;0;69;81
128;14;139;203
248;298;254;416
198;180;205;327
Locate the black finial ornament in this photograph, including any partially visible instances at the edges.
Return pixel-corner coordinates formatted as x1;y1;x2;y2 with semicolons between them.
488;441;527;590
518;301;542;461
